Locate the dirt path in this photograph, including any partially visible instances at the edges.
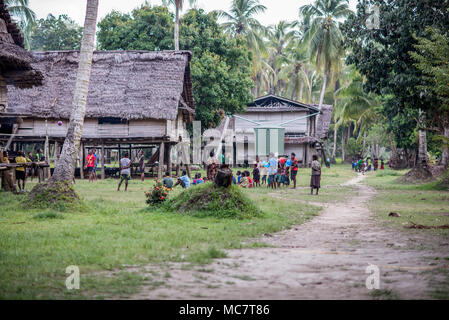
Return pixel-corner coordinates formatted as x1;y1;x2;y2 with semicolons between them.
129;174;449;300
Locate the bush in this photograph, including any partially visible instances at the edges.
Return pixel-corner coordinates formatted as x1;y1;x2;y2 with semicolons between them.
146;180;172;206
163;183;261;219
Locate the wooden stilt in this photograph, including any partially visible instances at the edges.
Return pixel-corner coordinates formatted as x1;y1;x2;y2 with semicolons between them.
158;142;164;180
54;141;59;167
167;143;172;177
101;143;105;179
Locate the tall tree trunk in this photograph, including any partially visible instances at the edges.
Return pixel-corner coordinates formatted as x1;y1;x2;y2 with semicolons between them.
299;81;304;101
316;70;328;129
388;131;397;159
341;126;346;163
50;0;99;182
441;124;449;167
417;110;428;168
174;6;179;50
362;131;367;157
332;124;337;160
417;129;428;168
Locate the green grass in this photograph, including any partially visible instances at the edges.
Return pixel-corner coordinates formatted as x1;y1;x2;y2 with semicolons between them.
365;168;449;236
0;166;333;299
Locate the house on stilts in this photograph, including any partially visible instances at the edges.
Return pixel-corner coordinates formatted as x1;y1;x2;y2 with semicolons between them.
215;94;333;167
1;50;194;179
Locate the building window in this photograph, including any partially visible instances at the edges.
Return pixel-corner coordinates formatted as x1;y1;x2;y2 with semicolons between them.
98;117;128;125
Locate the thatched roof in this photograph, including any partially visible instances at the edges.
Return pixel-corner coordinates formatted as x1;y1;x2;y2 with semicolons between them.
7;50;194;120
0;0;43;88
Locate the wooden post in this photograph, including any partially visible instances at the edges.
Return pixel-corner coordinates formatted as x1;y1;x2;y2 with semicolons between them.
158;142;164;180
101;142;105;179
44;136;50;180
54;141;59;167
79;142;84;180
167;143;172;177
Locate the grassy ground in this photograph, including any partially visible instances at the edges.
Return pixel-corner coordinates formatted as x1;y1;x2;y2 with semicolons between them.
364;168;449;236
1;165;353;299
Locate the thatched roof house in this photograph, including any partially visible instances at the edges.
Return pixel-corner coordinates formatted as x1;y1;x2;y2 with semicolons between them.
6;50;194;122
2;49;195;178
0;0;42;113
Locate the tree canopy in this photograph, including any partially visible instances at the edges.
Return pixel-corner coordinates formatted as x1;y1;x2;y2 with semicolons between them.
30;14;83;51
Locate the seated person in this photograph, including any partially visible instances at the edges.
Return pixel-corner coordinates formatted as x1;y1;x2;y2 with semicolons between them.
236;171;242;184
174;170;190;189
192;173;204;185
239;171;250;188
162;171;173;188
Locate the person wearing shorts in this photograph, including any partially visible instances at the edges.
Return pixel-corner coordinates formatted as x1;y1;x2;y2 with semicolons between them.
117;152;131;191
85;149;96;182
290;152;299;189
15;151;28;192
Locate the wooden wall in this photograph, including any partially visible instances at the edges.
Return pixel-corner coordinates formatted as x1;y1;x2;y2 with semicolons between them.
234;111;309;134
17;118;167;139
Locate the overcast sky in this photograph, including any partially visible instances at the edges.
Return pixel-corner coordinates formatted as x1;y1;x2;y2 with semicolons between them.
29;0;358;27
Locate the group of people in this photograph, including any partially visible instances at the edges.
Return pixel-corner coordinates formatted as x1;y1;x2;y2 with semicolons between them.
232;152;321;195
352;156;385;174
0;149;46;192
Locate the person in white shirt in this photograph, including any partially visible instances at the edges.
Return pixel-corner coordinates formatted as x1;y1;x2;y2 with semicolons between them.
117;152;131;192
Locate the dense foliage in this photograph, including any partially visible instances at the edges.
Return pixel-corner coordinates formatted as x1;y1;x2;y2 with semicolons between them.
30;14;83;51
97;6;253;129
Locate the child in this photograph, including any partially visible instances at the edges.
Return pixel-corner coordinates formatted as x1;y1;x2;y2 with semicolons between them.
268;152;277;189
252;164;260;187
245;170;253;188
192;173;204;185
236;171;242;184
117;152;131;191
163;171;173;188
260;162;268;185
284;164;290;186
239;171;249;188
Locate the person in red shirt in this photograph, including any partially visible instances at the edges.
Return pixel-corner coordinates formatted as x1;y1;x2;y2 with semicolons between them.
290;152;299;189
85;149;96;182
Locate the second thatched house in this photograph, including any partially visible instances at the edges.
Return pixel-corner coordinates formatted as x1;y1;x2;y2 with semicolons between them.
2;50;195;178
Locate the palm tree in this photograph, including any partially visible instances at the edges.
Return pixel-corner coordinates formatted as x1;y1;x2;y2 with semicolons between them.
218;0;267;52
5;0;36;49
162;0;196;51
50;0;99;182
299;0;352;111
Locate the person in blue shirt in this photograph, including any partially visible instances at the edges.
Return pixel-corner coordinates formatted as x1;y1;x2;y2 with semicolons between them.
192;173;204;185
268;152;278;189
236;171;242;184
175;170;190;189
93;148;98;181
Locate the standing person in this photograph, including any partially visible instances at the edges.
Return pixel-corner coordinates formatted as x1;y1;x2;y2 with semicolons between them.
357;158;363;173
117;152;131;191
380;158;385;170
93;148;98;181
15;151;29;192
206;151;219;181
310;155;322;195
374;158;379;171
85;149;96;182
290;152;299;189
260;161;268;185
268;152;277;189
35;148;46;182
138;150;145;182
252;163;260;187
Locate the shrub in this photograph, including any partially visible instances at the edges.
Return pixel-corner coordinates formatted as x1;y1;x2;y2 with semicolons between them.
146;180;172;206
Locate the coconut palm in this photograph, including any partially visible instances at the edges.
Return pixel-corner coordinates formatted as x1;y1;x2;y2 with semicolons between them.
50;0;99;182
218;0;267;52
5;0;36;48
162;0;197;51
299;0;352;110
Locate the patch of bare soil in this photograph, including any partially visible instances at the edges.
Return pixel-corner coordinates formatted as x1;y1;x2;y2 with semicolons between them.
126;175;449;300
